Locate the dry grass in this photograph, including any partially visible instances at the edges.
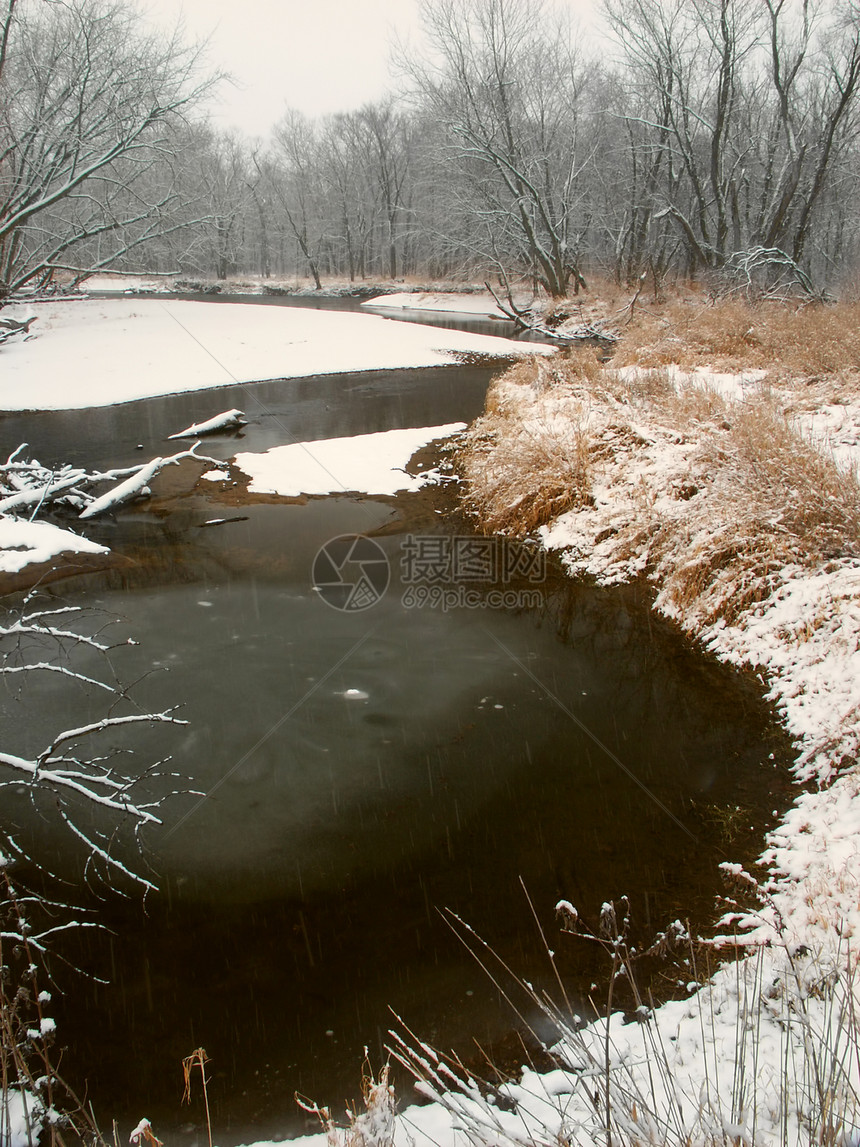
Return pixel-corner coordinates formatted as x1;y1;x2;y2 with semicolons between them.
458;356;594;535
458;340;860;630
614;295;860;383
651;396;860;625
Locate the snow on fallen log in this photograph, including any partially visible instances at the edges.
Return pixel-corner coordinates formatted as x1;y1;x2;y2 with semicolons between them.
167;408;247;439
78;443;220;519
0;310;37;344
1;442;222;521
79;457;163;519
0;471;87;514
0;518;109;574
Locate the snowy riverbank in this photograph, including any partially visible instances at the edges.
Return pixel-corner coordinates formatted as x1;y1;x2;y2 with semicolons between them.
244;346;860;1147
239;310;860;1147
4;291;859;1145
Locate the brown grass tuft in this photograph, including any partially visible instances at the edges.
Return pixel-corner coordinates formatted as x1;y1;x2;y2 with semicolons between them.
655;400;860;625
459;364;593;535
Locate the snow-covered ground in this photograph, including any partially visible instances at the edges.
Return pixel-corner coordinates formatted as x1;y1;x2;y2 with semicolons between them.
0;298;549;411
74;273;172;294
794;401;860;475
616;363;860;477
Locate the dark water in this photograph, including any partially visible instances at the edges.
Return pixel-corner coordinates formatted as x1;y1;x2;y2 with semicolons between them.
0;303;793;1146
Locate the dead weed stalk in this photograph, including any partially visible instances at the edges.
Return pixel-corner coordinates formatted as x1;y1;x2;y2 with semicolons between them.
389;893;860;1147
182;1047;213;1147
296;1058;395;1147
0;866;110;1147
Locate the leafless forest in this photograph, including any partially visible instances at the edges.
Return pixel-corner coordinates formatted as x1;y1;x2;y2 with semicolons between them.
2;0;860;301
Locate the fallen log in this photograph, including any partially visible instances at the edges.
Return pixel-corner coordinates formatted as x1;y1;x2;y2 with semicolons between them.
1;442;222;521
167;408;247;440
483;280;639;349
0;471;88;515
79;457;163;520
78;443;220;519
0;312;37;343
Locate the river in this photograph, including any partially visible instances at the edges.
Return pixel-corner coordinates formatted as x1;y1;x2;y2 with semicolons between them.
0;295;793;1145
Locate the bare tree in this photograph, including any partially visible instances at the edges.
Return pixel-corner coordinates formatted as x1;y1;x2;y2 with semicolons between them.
265;110;327;288
0;596;187;893
184;128;253;280
359;101;415;280
0;0;219;297
0;582;189;1147
602;0;860;285
319;112;375;281
401;0;594;298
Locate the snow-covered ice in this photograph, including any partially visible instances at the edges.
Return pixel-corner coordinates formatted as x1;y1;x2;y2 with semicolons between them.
0;299;549;411
0;295;542;576
362;291;508;318
233;424;466;497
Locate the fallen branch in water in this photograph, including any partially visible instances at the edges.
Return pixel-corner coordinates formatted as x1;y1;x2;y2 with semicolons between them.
0;441;221;520
168;408;247;439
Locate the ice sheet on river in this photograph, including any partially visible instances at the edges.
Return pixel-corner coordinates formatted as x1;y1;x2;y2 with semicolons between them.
231;423;466;496
0;299;550;411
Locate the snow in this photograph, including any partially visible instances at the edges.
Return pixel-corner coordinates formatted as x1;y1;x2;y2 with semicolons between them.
0;299;550;411
128;1118;156;1145
361;291;508;318
78;457;162;520
1;1090;42;1147
615;362;768;403
233;424;466;497
78;274;169;294
616;364;860;475
0;517;108;574
794;399;860;475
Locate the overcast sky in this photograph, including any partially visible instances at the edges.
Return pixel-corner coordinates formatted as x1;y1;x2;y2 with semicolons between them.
140;0;601;138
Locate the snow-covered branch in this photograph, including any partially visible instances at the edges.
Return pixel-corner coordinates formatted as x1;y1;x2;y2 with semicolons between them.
0;598;192;895
0;441;221;520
